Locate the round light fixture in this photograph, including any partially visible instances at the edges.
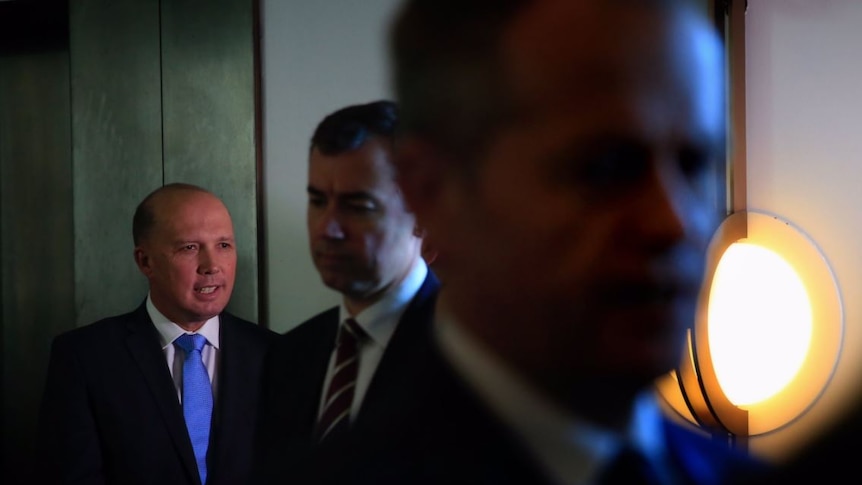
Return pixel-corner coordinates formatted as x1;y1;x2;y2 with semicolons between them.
657;210;843;437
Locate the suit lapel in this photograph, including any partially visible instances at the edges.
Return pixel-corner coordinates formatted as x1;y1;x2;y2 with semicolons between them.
209;313;234;481
125;303;201;485
258;308;340;482
353;271;440;433
209;313;259;478
289;308;340;443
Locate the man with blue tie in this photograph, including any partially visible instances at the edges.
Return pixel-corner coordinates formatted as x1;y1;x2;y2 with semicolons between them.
37;183;275;485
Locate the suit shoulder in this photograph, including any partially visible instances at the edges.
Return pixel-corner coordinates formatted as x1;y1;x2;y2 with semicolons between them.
282;306;339;336
301;306;340;327
50;310;141;349
222;312;278;342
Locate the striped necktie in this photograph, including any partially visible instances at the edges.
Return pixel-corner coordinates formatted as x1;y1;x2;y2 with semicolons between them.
315;318;364;442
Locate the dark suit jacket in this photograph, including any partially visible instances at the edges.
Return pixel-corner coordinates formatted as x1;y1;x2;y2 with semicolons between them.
306;327;771;485
255;270;440;484
36;302;276;485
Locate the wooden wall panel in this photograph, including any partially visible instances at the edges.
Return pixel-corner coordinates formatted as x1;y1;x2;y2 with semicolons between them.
70;0;163;326
1;49;73;484
160;0;259;322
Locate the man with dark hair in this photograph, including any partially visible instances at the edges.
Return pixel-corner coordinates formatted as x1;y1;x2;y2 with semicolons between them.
310;100;398;156
316;1;770;484
37;183;276;485
255;100;440;483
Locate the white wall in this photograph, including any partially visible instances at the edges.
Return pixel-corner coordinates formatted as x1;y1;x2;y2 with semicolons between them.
745;0;862;461
261;0;402;332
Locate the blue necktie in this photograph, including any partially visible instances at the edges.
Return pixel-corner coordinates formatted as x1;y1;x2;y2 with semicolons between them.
174;334;212;485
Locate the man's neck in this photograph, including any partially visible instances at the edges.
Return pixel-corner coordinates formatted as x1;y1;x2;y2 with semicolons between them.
438;293;644;433
547;376;644;433
342;258;425;317
343;286;389;317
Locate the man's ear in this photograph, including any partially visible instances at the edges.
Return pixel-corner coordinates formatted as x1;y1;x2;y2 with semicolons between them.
421;238;439;266
395;136;448;223
134;246;152;277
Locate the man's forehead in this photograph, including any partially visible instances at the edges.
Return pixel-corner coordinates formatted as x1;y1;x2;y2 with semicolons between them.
499;2;715;114
151;188;217;210
154;194;230;225
309;146;398;190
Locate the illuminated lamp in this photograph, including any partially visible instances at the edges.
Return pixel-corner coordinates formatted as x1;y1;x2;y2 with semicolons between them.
656;210;843;447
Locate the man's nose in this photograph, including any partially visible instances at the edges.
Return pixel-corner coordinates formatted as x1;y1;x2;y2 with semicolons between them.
638;166;712;250
198;248;222;275
320;210;346;239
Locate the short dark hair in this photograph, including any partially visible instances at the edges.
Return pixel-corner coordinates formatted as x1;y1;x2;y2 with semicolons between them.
310;100;399;156
132;183;211;246
388;0;699;159
388;0;528;159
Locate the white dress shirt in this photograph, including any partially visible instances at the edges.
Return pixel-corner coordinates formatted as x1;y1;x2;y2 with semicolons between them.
148;294;220;404
317;258;428;421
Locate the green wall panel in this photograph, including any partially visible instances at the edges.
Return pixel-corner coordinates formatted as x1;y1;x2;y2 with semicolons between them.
70;0;163;326
161;0;258;322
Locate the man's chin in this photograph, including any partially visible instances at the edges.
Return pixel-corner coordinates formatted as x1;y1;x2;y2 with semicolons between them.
594;336;681;380
601;315;689;369
322;276;377;299
319;273;351;292
188;302;228;321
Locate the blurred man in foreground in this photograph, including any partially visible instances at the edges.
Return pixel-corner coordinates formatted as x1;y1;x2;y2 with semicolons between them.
319;0;771;483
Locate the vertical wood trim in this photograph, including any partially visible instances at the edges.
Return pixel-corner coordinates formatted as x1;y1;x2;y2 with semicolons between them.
728;0;748;213
252;0;268;328
160;0;259;323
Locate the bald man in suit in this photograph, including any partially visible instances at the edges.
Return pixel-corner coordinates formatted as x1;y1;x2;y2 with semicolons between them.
37;183;275;485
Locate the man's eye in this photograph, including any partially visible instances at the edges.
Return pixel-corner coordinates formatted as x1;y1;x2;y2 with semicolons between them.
343;197;377;213
308;196;326;208
347;201;377;213
575;145;649;188
679;147;711;179
219;242;232;249
182;244;197;251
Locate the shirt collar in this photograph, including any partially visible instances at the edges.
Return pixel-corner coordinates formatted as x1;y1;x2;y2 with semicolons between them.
147;293;221;350
435;310;668;485
339;258;427;346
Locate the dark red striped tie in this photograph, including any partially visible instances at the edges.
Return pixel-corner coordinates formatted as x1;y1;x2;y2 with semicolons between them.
315;318;364;442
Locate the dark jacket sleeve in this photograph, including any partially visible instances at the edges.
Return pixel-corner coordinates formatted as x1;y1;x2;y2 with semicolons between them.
36;333;107;485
